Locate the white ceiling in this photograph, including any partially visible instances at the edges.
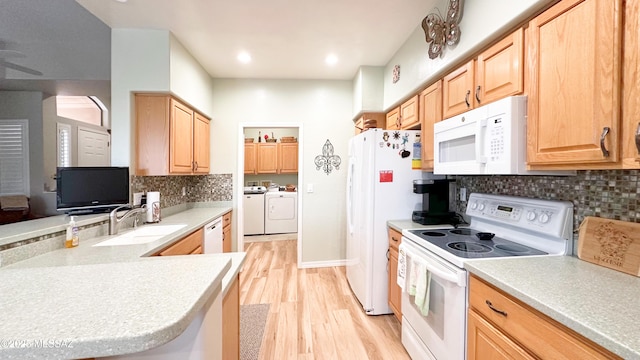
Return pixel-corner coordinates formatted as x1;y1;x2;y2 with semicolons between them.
76;0;439;80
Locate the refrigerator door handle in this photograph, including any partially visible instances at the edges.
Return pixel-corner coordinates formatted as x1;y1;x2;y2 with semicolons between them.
346;156;355;236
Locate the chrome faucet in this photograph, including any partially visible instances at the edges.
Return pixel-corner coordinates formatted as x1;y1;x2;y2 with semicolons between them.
109;204;147;235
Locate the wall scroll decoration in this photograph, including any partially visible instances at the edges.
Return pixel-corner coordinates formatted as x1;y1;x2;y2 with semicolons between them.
315;139;341;175
392;65;401;83
421;0;464;59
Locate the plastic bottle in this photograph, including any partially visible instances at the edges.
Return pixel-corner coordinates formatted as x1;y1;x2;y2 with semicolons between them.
65;216;79;248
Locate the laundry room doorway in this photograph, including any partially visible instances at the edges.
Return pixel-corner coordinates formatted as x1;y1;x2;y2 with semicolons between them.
237;123;303;265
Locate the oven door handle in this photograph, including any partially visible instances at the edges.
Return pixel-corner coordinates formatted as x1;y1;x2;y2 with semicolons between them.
424;261;466;287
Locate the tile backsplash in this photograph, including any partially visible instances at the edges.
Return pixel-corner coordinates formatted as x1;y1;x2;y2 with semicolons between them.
454;170;640;234
131;174;233;208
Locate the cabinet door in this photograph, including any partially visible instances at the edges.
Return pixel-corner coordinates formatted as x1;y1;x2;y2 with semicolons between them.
622;1;640;167
169;98;195;173
244;143;257;174
158;229;203;256
399;95;420;129
419;81;442;170
135;94;170;176
386;107;400;130
527;0;622;165
388;246;401;322
193;112;210;174
279;143;298;173
355;116;364;135
476;28;524;106
442;60;475;118
257;143;278;174
223;225;232;253
467;310;535;360
222;275;240;359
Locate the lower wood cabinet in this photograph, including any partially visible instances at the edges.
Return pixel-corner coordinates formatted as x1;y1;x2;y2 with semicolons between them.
387;227;402;322
222;275;240;359
223;211;232;253
156;228;203;256
468;275;621;360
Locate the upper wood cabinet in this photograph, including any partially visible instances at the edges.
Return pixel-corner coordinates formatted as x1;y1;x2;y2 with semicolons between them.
419;81;443;171
135;94;211;176
526;0;622;166
354;112;385;134
386;95;420;130
622;0;640;168
279;143;298;173
257;143;278;174
443;28;524;119
244;143;257;174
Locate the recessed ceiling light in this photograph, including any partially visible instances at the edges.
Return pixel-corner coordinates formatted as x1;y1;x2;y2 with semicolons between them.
114;0;128;3
325;54;338;66
237;52;251;64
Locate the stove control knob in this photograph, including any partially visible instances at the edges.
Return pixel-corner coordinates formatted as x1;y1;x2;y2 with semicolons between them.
470;201;478;210
539;213;550;224
478;203;485;211
526;211;537;221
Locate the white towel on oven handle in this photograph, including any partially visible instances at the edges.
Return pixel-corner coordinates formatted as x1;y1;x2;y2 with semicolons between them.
415;264;431;316
397;247;407;290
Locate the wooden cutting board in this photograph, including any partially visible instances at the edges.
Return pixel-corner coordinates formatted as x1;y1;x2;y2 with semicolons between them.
577;216;640;276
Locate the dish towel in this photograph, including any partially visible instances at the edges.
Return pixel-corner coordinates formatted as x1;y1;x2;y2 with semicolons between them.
408;256;421;296
414;261;431;317
397;248;407;290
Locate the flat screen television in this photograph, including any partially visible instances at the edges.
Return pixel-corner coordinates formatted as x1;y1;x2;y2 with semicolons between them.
56;167;130;214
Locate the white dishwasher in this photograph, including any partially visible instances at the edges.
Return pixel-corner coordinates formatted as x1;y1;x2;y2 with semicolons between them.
203;217;223;253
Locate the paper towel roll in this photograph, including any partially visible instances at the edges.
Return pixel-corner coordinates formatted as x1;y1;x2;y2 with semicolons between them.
146;191;160;223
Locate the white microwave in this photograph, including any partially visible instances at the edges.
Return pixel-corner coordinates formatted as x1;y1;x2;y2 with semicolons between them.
433;96;573;175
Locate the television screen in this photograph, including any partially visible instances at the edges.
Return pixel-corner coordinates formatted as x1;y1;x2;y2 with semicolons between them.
56;167;130;214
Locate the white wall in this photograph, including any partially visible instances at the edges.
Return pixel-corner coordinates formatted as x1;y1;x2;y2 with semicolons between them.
210;79;353;263
382;0;556;109
352;66;385;117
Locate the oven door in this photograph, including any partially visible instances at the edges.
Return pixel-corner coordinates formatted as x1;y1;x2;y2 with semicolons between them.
399;239;467;360
433;106;487;175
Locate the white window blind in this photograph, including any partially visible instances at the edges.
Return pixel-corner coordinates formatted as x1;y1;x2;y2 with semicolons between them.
57;123;72;167
0;119;30;196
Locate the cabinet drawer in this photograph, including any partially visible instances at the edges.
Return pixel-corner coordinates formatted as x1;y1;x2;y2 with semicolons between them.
388;228;402;250
469;275;620;360
158;229;203;256
223;211;232;228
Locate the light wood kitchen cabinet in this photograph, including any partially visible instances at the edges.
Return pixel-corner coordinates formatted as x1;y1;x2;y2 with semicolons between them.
135;94;211;176
622;0;640;168
222;275;240;359
156;228;203;256
387;227;402;322
257;143;278;174
354;112;386;134
279;142;298;173
244;143;257;175
386;95;420;130
223;211;232;253
468;275;621;360
419;81;442;170
443;28;524;119
526;0;622;166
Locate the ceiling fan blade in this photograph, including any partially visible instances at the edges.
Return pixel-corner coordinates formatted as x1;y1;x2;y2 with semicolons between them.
0;49;26;58
0;60;43;76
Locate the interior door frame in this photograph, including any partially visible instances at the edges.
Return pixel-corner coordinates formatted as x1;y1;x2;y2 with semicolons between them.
236;122;303;267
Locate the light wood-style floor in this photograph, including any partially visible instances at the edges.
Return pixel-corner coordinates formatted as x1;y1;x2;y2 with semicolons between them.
240;240;410;360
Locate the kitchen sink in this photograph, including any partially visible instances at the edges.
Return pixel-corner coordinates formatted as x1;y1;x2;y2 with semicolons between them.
93;224;188;247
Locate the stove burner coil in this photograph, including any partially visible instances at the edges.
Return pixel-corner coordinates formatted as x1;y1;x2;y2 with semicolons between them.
450;229;472;235
447;241;492;253
421;231;447;237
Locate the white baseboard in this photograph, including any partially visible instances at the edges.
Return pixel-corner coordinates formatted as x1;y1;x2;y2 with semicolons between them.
298;259;347;269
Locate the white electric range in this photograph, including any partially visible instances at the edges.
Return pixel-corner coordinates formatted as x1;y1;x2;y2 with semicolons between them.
399;193;573;360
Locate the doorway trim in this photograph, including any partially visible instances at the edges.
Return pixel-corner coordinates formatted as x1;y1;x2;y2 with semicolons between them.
236;122;303;267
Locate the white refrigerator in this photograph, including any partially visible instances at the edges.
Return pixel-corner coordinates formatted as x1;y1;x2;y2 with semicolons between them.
346;128;423;315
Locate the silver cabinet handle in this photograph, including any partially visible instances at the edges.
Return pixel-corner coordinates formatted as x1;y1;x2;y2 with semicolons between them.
635;123;640;155
475;85;481;104
600;127;610;157
485;300;507;317
464;90;471;108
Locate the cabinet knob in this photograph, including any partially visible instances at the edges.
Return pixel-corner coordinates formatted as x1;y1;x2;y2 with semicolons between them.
464;90;471;108
600;127;610;157
635;123;640;155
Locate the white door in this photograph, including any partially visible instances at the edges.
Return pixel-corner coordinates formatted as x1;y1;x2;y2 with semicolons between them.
78;127;110;166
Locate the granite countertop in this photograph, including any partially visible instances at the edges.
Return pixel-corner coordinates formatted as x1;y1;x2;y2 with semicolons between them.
465;256;640;359
0;206;246;359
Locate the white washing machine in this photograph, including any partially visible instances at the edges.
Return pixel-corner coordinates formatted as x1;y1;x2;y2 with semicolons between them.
243;186;267;235
264;191;298;234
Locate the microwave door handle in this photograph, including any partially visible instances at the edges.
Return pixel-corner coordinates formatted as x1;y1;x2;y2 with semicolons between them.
475;118;488;164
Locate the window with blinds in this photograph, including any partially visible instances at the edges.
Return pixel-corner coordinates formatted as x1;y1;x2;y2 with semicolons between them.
57;123;71;167
0;119;30;196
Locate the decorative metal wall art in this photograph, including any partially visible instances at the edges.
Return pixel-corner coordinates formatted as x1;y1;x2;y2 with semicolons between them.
315;139;341;175
421;0;464;59
392;65;401;83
